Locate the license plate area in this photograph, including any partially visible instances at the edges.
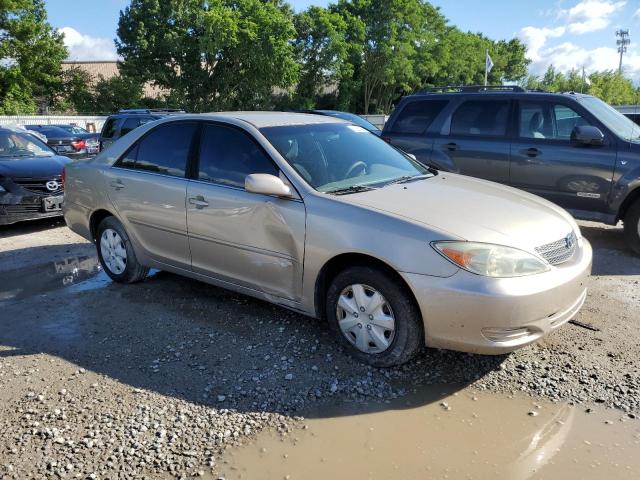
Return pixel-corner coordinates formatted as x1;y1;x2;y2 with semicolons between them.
54;146;71;153
42;195;64;212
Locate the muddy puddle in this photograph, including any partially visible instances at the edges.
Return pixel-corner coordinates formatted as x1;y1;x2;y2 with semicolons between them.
0;255;105;302
223;391;640;480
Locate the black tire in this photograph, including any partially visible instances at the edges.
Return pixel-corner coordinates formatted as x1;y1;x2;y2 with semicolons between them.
325;266;424;367
96;216;149;283
623;200;640;256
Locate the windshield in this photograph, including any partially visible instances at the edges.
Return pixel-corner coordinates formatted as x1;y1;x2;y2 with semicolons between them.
319;111;380;132
0;131;54;158
579;96;640;142
261;123;429;193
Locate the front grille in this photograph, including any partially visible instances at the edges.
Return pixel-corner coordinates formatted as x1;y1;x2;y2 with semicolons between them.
13;176;64;195
535;231;578;266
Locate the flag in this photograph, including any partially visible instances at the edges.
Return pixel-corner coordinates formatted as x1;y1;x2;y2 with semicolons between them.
485;52;494;74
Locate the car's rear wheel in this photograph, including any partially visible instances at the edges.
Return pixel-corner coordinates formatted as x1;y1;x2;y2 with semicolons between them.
325;266;423;367
623;200;640;255
96;216;149;283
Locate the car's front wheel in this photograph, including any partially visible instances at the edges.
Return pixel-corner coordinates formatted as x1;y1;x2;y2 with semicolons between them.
325;266;423;367
624;200;640;255
96;216;149;283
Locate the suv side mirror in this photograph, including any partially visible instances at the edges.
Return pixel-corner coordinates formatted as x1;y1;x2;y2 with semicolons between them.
571;125;604;147
245;173;292;198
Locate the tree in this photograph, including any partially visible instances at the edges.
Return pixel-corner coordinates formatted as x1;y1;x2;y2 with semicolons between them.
92;75;145;114
116;0;299;112
0;0;67;113
292;6;348;108
333;0;447;114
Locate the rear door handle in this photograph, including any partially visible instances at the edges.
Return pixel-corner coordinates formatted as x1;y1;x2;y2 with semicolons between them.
188;196;209;209
110;180;124;190
521;148;541;158
445;142;458;152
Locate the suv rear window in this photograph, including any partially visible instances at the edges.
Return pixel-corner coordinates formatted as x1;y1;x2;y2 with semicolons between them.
450;100;510;137
389;100;448;134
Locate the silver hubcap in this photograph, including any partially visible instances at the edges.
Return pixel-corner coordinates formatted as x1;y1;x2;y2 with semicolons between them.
336;284;396;354
100;229;127;275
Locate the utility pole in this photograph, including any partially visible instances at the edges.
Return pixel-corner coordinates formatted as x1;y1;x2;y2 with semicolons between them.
616;29;630;75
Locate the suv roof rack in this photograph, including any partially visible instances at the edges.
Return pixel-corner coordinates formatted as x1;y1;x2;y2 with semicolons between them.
414;85;526;95
117;108;186;114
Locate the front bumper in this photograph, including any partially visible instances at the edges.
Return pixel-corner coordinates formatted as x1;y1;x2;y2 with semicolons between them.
401;238;593;354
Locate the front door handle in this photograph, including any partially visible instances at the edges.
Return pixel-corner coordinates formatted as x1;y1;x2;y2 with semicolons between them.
188;196;209;209
445;142;458;152
110;180;124;190
521;148;541;158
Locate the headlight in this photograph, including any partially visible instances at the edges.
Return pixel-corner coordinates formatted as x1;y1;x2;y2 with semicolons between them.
432;241;550;277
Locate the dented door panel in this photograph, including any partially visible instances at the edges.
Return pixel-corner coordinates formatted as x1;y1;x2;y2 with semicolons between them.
186;181;306;301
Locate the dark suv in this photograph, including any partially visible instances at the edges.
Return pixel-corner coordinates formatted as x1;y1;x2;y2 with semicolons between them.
382;86;640;253
99;109;185;152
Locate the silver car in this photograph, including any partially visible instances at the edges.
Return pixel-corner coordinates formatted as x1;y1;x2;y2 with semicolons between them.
63;113;592;367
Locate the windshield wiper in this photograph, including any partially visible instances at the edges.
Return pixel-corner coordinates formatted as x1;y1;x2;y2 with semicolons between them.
326;185;377;195
386;174;432;186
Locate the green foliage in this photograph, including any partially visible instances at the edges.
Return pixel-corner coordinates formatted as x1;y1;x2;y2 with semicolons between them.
116;0;299;112
523;66;639;105
0;0;67;113
292;6;348;109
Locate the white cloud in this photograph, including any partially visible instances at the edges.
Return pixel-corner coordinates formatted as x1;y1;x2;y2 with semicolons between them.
519;26;566;62
59;27;118;61
561;0;626;34
634;7;640;18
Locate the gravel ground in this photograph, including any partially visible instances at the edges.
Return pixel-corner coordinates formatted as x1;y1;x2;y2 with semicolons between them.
0;219;638;478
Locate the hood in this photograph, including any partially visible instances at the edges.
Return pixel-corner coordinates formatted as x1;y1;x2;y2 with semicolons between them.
0;155;69;179
342;173;578;253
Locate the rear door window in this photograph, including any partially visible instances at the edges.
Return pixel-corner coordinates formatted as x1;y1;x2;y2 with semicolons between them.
115;122;197;178
389;100;448;134
450;100;510;137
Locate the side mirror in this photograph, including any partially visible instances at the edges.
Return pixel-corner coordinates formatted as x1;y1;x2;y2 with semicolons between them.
245;173;292;198
570;125;604;147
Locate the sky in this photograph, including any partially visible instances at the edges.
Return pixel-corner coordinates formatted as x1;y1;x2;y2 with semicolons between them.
44;0;640;81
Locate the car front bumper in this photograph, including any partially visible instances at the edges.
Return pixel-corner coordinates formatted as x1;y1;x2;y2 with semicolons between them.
401;238;593;354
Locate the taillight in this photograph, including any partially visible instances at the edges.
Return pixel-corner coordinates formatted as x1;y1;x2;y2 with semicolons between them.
61;167;66;187
70;139;86;151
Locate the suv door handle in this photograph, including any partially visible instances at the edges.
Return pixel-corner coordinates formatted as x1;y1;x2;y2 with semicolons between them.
188;196;209;209
521;148;541;158
445;142;458;151
110;180;124;190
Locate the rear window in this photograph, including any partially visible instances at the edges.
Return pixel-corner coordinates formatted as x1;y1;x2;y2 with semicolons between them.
389;100;448;134
450;100;510;137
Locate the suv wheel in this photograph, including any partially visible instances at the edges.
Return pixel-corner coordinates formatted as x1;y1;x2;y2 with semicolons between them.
623;200;640;255
96;216;149;283
325;266;423;367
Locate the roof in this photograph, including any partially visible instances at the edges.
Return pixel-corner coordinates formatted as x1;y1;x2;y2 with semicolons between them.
209;111;347;128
